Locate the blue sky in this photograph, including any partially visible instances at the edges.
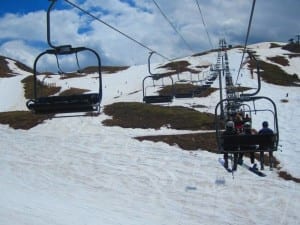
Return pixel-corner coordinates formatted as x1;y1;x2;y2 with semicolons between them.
0;1;45;15
0;0;299;68
0;0;68;15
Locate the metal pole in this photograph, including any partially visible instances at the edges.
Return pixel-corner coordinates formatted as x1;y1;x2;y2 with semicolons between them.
296;34;300;45
47;0;57;49
218;69;224;118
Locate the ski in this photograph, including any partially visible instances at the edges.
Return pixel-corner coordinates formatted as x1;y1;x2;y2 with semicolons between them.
241;163;266;177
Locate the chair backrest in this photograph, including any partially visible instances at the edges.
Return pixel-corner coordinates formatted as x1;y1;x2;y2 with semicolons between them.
222;133;276;152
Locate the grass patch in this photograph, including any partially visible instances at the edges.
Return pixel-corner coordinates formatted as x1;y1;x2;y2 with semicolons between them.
21;76;61;99
103;102;215;130
286;53;300;59
135;132;218;152
267;56;289;66
158;60;199;75
60;73;87;80
248;59;300;86
81;66;129;74
158;84;218;97
0;55;14;77
15;61;33;74
60;87;90;96
159;60;189;71
227;86;252;93
196;65;210;69
0;55;33;77
0;111;52;130
282;43;300;53
189;104;208;109
102;66;129;74
270;43;283;48
160;83;196;96
194;87;218;97
22;76;91;99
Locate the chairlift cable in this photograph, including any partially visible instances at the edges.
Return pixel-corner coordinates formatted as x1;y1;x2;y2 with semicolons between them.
64;0;171;61
194;0;214;49
151;0;194;53
235;0;256;85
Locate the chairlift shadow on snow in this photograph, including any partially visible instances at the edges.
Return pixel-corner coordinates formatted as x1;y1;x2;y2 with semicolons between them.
185;186;197;192
215;177;226;186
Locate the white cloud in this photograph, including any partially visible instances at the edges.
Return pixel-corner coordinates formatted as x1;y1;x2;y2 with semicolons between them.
0;11;46;42
0;40;39;67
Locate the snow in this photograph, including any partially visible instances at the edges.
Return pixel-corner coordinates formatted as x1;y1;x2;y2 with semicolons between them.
0;59;30;111
1;43;300;225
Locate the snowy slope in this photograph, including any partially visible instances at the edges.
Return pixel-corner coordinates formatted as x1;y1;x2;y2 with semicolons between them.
0;43;300;225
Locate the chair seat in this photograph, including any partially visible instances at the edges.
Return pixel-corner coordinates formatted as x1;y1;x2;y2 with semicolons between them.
27;93;100;114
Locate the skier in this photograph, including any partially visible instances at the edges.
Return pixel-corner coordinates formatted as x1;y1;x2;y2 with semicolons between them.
258;121;274;170
238;122;258;169
222;120;238;170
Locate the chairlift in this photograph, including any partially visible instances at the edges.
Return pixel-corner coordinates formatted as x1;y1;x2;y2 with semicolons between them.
174;70;201;98
143;76;174;103
215;48;280;169
194;84;211;97
192;70;212;96
174;83;195;99
215;96;279;168
26;0;102;114
142;52;174;103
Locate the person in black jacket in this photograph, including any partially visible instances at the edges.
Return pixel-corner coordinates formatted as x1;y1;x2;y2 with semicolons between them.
238;122;257;168
223;120;238;170
258;121;274;170
259;121;274;135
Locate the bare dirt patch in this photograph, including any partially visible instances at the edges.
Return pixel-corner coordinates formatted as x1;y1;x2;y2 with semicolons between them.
103;102;215;130
0;111;53;130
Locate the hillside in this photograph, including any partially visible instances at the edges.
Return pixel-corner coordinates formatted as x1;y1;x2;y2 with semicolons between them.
0;42;300;225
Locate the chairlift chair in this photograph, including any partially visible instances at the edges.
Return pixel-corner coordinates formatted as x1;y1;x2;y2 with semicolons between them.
215;96;279;168
26;0;102;114
142;75;174;103
26;46;102;114
174;71;201;98
142;52;174;103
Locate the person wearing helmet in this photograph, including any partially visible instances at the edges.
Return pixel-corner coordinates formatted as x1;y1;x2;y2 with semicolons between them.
226;120;235;130
258;121;274;170
239;122;258;168
234;113;244;133
222;120;238;170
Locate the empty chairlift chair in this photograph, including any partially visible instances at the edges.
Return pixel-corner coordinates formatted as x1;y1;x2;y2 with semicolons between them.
174;72;196;98
26;46;102;114
26;0;102;114
142;52;174;103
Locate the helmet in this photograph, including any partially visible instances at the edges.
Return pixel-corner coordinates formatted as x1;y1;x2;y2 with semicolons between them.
244;122;251;128
226;121;234;129
262;121;268;128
